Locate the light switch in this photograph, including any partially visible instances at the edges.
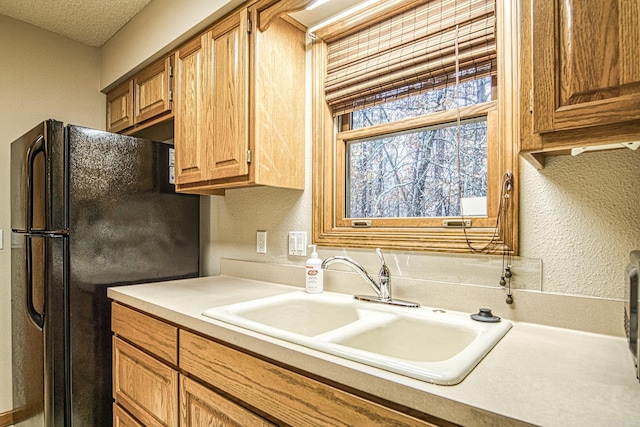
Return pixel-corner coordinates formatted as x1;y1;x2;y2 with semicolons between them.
288;231;307;256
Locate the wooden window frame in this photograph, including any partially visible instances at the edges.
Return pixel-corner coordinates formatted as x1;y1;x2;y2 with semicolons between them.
311;0;520;255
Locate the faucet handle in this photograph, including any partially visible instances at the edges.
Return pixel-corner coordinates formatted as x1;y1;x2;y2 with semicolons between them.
375;249;391;300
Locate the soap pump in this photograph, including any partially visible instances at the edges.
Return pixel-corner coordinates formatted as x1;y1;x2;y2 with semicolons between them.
305;245;323;293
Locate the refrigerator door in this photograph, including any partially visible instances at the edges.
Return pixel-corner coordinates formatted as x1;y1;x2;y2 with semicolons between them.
65;125;199;426
11;233;45;427
10;120;67;426
11;120;66;235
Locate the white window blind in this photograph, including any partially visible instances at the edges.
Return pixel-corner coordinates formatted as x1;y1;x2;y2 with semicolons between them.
324;0;496;116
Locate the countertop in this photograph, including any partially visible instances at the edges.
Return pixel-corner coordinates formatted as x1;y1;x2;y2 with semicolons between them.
107;275;640;427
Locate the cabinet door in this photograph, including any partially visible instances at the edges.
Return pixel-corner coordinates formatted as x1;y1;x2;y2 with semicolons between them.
134;54;173;125
175;34;208;185
113;337;179;427
180;375;274;427
204;8;250;181
532;0;640;133
113;403;144;427
107;80;134;133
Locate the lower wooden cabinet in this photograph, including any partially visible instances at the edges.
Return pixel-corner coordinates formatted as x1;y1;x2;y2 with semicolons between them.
180;375;275;427
111;302;442;427
113;403;144;427
112;337;179;427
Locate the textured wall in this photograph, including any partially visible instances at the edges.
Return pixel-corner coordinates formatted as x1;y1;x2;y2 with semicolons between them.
202;38;640;300
203;65;640;301
520;149;640;298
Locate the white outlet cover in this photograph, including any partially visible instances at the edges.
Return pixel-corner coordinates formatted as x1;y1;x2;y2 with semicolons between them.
256;230;267;253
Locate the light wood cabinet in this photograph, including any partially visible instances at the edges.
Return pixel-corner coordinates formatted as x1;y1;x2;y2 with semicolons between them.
111;304;179;427
174;2;305;193
180;375;275;427
111;302;178;365
113;403;144;427
106;80;134;133
112;337;179;427
134;55;173;126
180;330;438;426
520;0;640;168
106;54;174;134
174;10;249;188
111;302;443;427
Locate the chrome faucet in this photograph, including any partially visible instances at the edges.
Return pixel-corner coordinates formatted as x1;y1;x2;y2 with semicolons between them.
321;248;419;308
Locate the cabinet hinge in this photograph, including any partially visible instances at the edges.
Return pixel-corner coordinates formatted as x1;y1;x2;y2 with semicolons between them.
168;65;173;78
169;90;173;102
529;89;533;113
247;149;252;163
247;18;252;34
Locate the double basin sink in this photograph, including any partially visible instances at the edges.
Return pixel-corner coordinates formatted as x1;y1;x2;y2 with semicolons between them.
202;291;511;385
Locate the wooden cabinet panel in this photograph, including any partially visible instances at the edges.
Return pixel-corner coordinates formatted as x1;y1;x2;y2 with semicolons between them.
175;35;208;185
179;330;437;427
134;55;173;125
113;337;179;427
175;9;249;189
107;80;134;133
173;6;305;193
113;403;144;427
111;303;178;365
252;7;305;189
180;375;274;427
106;53;174;135
206;9;249;181
530;0;640;133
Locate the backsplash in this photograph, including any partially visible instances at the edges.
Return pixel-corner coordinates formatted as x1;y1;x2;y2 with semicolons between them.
219;259;623;336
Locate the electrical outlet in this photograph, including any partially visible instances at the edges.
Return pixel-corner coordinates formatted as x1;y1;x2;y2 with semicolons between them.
288;231;307;256
256;230;267;253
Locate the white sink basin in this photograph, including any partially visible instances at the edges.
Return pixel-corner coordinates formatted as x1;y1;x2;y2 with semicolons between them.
202;291;511;385
216;293;361;337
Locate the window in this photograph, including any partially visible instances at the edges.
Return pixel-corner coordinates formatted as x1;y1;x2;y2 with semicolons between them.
311;0;519;254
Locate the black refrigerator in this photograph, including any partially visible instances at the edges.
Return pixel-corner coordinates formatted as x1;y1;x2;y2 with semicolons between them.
10;120;200;426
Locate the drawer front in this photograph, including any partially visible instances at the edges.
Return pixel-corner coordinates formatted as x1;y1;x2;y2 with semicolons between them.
180;375;275;427
112;303;178;365
179;330;436;427
113;337;178;427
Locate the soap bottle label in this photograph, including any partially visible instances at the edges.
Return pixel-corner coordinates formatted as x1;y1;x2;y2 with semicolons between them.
305;266;323;293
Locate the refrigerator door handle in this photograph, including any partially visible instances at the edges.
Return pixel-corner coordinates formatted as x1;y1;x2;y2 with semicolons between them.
25;237;45;330
26;135;45;233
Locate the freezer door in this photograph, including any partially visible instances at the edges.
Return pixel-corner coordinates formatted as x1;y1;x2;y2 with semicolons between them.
11;120;66;234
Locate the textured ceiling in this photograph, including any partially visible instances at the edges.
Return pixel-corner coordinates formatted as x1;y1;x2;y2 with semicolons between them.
0;0;153;47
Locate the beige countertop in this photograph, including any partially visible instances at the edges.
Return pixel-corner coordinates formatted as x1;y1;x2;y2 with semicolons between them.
107;275;640;427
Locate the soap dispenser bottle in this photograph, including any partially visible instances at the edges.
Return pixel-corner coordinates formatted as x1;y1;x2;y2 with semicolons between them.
305;245;323;293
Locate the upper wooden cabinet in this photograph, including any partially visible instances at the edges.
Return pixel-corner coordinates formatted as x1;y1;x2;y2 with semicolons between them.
106;80;134;133
174;9;250;188
106;54;174;134
520;0;640;168
134;55;173;125
174;2;305;193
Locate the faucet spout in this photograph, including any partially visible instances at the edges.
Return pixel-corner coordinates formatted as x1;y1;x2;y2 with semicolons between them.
321;256;383;298
321;249;420;308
